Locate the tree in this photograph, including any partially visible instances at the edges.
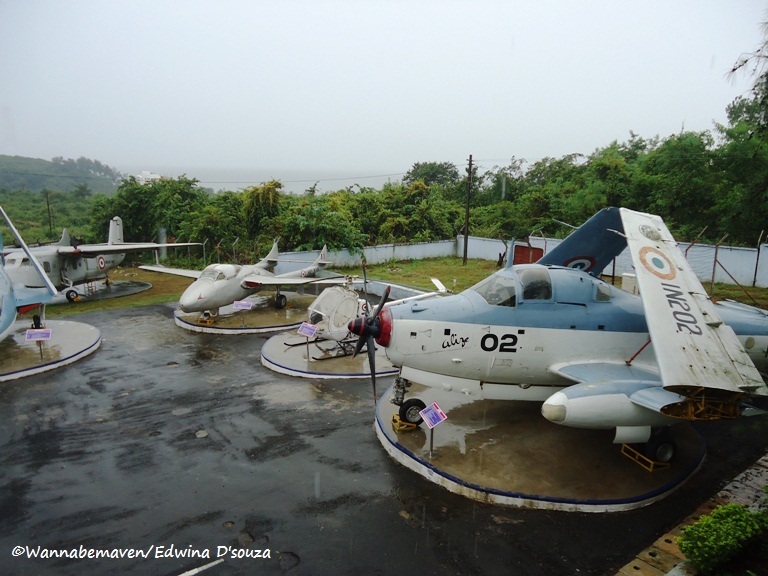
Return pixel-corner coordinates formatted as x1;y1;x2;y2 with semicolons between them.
242;180;283;239
403;161;460;188
276;194;366;251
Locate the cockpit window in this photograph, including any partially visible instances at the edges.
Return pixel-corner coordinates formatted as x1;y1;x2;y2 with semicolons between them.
518;267;552;301
470;274;516;307
200;266;220;280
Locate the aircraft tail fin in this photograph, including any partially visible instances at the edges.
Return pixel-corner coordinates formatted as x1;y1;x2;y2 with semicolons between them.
108;217;124;244
259;239;280;270
537;207;627;275
315;245;330;268
58;228;71;246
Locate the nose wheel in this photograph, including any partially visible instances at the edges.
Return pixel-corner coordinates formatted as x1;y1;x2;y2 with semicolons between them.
398;398;426;426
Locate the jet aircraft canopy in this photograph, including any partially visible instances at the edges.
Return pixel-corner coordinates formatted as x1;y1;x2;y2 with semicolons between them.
199;264;241;281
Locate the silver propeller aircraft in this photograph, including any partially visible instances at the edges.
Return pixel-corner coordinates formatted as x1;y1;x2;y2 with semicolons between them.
0;207;58;340
3;216;199;301
141;242;341;317
349;207;768;462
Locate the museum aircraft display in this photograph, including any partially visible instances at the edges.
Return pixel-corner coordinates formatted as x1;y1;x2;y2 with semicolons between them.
3;216;199;301
349;207;768;462
0;207;58;340
141;242;343;317
301;277;447;364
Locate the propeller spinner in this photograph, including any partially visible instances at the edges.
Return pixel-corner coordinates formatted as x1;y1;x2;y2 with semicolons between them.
348;285;391;405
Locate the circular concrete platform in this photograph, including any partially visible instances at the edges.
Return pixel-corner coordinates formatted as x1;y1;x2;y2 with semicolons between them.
51;280;152;304
375;382;706;512
261;331;399;380
0;318;102;381
173;292;316;334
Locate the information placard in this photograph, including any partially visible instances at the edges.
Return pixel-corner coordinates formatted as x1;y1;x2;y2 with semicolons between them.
419;402;447;429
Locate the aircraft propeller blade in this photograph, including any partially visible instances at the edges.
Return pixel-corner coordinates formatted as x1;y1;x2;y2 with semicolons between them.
348;285;391;406
370;285;390;322
366;334;377;404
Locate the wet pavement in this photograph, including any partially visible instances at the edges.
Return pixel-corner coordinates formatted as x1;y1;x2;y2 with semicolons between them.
1;303;767;576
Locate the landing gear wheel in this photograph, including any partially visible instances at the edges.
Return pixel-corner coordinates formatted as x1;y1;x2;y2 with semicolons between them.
644;429;677;463
275;294;288;309
399;398;427;426
65;289;78;302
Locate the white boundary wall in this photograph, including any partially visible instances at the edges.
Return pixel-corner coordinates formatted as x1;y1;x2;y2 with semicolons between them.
279;236;768;288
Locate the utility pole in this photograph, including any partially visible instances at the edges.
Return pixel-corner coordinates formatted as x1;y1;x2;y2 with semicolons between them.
43;189;54;235
463;154;473;265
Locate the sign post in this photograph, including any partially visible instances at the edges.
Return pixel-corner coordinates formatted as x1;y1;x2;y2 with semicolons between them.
419;401;448;459
297;322;318;363
233;300;253;327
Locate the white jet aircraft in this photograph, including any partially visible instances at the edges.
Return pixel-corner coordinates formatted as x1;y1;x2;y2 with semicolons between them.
3;216;199;301
0;207;58;340
349;207;768;462
141;242;342;317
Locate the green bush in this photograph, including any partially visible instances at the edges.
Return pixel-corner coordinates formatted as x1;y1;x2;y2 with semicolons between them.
678;503;767;573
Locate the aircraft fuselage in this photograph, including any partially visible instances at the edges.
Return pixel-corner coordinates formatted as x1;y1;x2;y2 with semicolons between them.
378;265;768;401
4;250;125;290
178;264;268;313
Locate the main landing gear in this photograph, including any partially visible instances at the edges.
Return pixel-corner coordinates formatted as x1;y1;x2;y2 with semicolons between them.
391;376;427;425
275;293;287;309
643;427;677;463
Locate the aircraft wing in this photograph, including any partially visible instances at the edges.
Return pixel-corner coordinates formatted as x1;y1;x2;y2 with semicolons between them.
552;361;661;385
536;207;627;275
13;285;56;308
240;274;346;289
619;207;767;397
138;265;202;279
57;242;199;255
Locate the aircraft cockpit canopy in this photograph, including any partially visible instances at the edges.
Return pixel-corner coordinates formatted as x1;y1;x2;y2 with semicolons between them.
200;264;241;281
470;266;554;307
470;272;517;307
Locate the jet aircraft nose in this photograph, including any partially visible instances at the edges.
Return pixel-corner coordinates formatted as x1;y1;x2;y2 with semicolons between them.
179;281;214;313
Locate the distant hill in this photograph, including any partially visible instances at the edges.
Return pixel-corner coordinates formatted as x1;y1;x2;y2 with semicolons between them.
0;155;125;194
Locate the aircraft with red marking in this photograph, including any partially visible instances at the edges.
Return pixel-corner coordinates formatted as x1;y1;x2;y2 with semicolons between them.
141;242;344;318
3;216;198;302
349;207;768;462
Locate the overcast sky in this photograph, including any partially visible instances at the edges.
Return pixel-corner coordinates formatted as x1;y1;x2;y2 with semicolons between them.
1;1;766;192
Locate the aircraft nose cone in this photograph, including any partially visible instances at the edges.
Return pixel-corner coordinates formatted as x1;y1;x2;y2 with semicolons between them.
541;392;567;423
179;282;213;313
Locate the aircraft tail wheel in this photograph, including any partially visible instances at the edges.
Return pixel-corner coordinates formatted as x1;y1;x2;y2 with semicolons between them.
65;289;78;302
399;398;426;426
276;294;288;309
644;429;677;463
